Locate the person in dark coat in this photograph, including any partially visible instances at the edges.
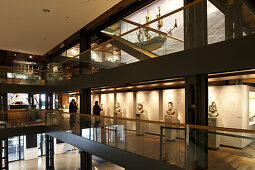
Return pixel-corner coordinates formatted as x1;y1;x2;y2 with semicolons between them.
69;99;78;127
93;101;101;127
93;101;101;115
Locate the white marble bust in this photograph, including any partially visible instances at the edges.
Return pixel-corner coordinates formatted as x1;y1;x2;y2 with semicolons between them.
209;102;219;117
115;102;121;112
100;103;103;111
166;102;175;115
137;103;144;114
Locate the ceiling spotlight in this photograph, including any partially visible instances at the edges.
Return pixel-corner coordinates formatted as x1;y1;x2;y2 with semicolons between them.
60;43;65;48
29;55;33;59
43;9;50;13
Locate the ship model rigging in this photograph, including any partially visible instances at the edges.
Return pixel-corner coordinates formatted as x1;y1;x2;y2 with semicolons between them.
135;7;178;51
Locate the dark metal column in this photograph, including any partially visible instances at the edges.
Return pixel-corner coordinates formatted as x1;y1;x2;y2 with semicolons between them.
80;27;92;75
185;74;208;169
49;93;53;111
0;138;8;170
0;50;8;80
45;93;53;111
28;93;34;109
183;1;208;168
45;93;49;110
58;94;62;109
184;0;208;50
0;93;8;121
225;0;243;40
0;93;7;112
79;88;92;168
39;94;42;109
80;151;92;170
46;135;54;170
80;89;91;115
80;88;91;129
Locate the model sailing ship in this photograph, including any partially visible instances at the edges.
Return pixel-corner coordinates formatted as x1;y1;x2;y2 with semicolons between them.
135;7;178;51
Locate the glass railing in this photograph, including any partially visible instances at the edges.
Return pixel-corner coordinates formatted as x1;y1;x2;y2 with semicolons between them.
0;0;254;85
0;66;47;85
43;111;255;169
1;109;255;169
46;0;255;82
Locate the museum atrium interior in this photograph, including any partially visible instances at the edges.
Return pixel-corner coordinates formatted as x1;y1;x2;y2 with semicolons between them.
0;0;255;169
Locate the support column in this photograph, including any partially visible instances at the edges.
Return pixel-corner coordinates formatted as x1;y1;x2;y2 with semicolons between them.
49;93;53;111
46;135;54;170
0;138;8;170
28;93;34;109
0;94;8;121
0;93;7;112
0;50;8;80
80;27;92;75
45;93;53;111
45;93;49;110
225;0;243;40
80;151;92;170
80;88;91;115
184;0;207;50
80;88;91;129
185;74;208;169
58;94;62;109
39;94;42;109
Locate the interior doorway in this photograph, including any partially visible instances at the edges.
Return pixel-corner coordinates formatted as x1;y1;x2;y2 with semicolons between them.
8;136;24;162
37;133;46;156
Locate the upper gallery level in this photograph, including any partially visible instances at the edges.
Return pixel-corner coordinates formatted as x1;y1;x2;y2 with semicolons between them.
0;0;254;87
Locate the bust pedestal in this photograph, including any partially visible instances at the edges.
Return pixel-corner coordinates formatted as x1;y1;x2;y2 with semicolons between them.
100;111;105;126
208;117;220;149
136;113;144;136
165;115;177;141
114;111;122;125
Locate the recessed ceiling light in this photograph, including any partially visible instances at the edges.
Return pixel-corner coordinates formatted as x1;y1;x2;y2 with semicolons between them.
29;55;33;59
43;9;50;13
60;43;65;48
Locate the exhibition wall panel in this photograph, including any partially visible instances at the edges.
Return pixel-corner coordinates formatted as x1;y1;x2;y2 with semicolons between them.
209;85;243;148
116;92;135;119
91;94;100;113
136;91;159;121
101;93;114;117
91;84;255;148
163;89;185;123
208;85;255;148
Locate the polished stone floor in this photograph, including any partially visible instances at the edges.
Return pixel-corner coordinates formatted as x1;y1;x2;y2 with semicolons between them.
9;151;124;170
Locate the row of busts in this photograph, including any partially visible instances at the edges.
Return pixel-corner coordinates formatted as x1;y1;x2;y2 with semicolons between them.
100;102;176;116
99;101;219;117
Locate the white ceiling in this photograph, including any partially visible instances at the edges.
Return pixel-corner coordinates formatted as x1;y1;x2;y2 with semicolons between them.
0;0;121;55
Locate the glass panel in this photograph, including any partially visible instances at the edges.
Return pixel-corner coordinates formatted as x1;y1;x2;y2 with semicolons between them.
20;136;24;160
207;0;225;44
8;136;19;162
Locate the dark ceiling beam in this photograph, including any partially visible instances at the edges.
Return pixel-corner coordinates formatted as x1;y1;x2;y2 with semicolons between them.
0;84;58;94
44;0;156;60
243;0;255;15
208;0;226;13
47;129;183;170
